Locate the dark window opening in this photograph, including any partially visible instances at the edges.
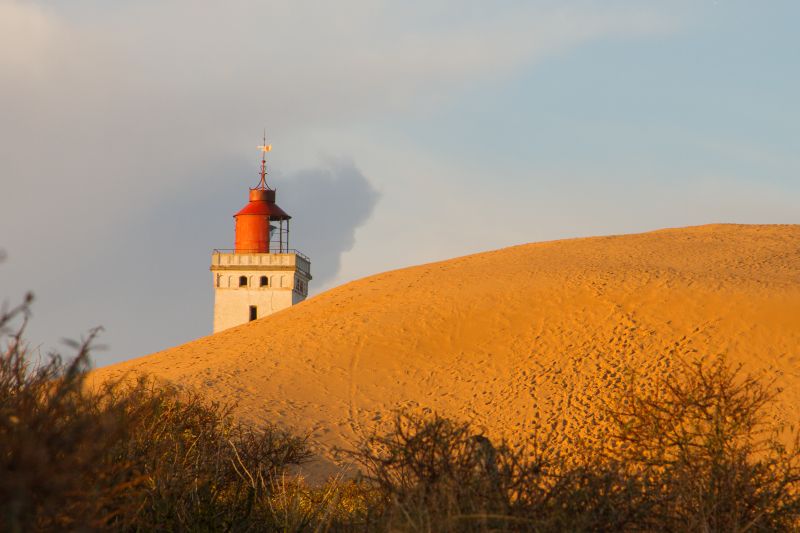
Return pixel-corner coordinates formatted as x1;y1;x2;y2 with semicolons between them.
249;306;257;321
260;276;268;287
239;276;247;287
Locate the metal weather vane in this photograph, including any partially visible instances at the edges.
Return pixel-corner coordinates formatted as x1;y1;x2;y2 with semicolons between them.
255;130;272;190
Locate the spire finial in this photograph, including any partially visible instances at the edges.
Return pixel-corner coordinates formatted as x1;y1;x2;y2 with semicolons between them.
255;129;272;190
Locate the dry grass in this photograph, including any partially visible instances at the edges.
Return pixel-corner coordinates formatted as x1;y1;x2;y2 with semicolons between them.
344;357;800;532
2;293;799;531
603;357;800;531
1;296;316;531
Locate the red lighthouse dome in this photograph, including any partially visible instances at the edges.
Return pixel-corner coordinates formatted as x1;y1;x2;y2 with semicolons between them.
233;143;291;253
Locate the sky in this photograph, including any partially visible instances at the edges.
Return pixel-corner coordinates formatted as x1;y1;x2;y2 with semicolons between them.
1;0;798;367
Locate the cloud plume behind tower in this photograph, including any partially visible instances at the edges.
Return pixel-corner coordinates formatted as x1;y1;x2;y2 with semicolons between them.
281;161;380;290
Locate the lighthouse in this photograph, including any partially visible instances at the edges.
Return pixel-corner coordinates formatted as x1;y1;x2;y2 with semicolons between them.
210;140;312;332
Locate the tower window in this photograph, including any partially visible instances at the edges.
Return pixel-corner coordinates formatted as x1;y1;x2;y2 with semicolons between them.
249;306;257;321
260;276;268;287
239;276;247;287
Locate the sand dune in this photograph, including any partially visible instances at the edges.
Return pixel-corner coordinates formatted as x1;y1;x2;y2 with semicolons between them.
93;224;800;478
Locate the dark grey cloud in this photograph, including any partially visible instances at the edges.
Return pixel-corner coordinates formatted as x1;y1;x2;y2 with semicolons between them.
279;162;380;288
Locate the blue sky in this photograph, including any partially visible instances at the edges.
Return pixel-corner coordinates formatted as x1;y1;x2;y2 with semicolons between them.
0;0;797;366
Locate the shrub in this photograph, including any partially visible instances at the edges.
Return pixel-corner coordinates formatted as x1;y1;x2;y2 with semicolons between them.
606;357;800;531
348;412;658;532
349;357;800;532
4;290;799;531
0;296;313;531
349;412;544;531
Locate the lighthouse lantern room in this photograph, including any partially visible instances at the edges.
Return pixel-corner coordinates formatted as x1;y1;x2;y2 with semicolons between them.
210;139;312;332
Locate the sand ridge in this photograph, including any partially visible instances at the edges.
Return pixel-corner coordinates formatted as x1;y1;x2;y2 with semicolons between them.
93;224;800;477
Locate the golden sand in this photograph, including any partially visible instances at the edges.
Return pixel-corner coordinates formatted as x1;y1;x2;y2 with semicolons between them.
93;224;800;478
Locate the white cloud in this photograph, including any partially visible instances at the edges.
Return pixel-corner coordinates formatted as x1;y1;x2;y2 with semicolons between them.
0;0;676;236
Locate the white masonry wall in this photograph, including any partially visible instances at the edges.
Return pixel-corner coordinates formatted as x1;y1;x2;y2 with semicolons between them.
211;252;311;333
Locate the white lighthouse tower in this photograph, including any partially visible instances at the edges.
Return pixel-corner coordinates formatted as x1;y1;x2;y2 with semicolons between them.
210;140;312;332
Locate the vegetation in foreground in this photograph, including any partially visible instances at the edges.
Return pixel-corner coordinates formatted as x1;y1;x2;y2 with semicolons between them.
2;296;800;532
